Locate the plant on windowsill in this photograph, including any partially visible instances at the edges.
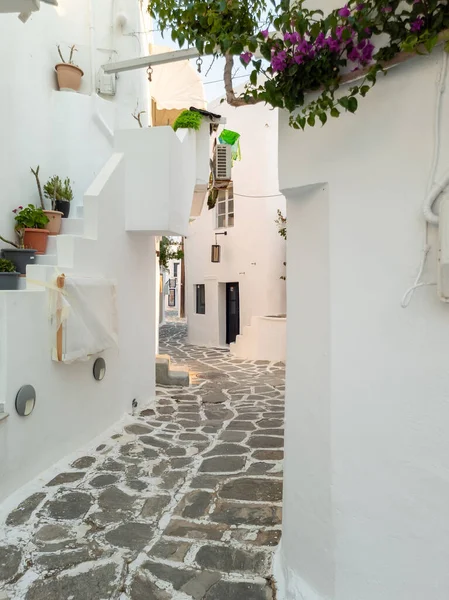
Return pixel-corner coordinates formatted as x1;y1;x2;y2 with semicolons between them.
0;258;19;291
44;175;74;219
13;205;50;256
55;44;84;92
31;166;64;235
173;109;203;132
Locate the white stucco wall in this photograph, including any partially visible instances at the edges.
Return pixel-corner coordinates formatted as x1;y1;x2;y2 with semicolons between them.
277;47;449;600
0;0;161;502
185;100;286;348
0;0;150;238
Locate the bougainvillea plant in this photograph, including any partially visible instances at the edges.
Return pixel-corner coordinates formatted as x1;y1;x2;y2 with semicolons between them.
148;0;449;128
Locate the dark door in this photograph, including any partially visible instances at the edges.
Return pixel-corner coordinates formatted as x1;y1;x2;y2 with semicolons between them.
226;283;240;344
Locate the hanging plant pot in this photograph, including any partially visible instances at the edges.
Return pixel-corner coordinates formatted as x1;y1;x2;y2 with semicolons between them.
55;63;84;92
43;210;63;235
0;272;19;291
23;229;49;255
55;200;71;218
0;249;36;274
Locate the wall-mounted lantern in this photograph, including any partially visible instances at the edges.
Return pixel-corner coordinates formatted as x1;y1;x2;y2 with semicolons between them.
211;231;227;263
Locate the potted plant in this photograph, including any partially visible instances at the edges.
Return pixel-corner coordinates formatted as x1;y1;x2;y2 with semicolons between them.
0;258;19;291
14;205;50;255
31;166;63;234
44;175;73;218
55;45;84;92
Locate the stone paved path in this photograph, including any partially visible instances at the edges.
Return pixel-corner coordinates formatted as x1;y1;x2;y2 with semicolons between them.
0;321;284;600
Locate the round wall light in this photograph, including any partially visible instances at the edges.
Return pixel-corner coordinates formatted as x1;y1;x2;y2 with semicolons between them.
15;385;36;417
93;357;106;381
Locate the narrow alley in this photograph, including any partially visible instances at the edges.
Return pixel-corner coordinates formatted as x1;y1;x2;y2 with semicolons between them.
0;321;285;600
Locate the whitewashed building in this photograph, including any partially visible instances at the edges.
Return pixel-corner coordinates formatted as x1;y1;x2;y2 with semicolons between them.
185;96;286;356
275;35;449;600
0;0;210;502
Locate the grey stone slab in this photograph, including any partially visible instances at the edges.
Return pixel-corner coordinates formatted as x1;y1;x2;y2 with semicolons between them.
204;580;272;599
248;436;283;449
175;490;212;519
25;564;118;600
256;419;283;429
0;546;22;582
204;443;248;457
164;518;226;541
128;479;147;491
202;391;227;404
253;428;284;436
211;500;282;526
100;459;126;472
34;524;71;543
89;474;119;488
140;436;171;449
130;573;171;600
141;495;171;518
105;522;154;550
219;431;247;443
35;544;103;571
179;433;208;441
159;471;188;490
98;486;136;511
149;539;191;562
195;545;266;575
45;492;93;520
232;529;282;547
6;492;46;526
220;478;282;502
125;423;154;435
181;570;222;599
46;472;85;486
171;457;193;469
246;462;276;475
71;456;96;469
142;561;199;589
200;456;246;473
140;408;156;417
252;450;284;461
226;421;257;431
152;460;170;476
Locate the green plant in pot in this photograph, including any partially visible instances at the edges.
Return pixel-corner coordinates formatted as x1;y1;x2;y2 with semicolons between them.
14;205;50;255
0;206;38;274
44;175;73;219
31;166;64;235
0;258;19;291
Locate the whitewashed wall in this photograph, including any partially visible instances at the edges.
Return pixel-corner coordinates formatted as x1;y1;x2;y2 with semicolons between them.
276;47;449;600
185;100;286;348
0;0;150;239
0;0;159;502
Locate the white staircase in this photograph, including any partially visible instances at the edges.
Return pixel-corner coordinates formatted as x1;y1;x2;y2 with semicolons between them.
230;315;286;362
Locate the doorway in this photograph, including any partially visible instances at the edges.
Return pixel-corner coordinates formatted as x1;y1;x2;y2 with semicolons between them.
226;283;240;344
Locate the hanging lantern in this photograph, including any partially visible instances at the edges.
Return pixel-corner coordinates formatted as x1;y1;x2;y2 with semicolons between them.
211;244;221;263
210;231;227;263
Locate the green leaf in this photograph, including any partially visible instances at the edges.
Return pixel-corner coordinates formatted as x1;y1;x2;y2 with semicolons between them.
445;40;449;53
347;97;358;113
338;96;349;109
307;114;316;127
360;85;370;97
250;69;257;85
318;112;327;126
330;107;340;118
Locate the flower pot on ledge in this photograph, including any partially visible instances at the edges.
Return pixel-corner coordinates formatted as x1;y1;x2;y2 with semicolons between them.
23;229;49;255
0;249;36;274
55;63;84;92
43;210;63;235
0;272;19;291
55;200;70;218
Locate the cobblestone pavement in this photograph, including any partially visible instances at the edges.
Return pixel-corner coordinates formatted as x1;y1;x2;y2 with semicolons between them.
0;321;285;600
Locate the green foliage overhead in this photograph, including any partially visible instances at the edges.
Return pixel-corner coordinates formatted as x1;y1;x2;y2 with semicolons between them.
44;176;74;203
0;258;16;273
159;236;184;270
173;110;204;132
148;0;449;129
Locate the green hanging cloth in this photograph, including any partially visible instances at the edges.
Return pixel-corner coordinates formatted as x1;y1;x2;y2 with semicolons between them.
219;129;240;146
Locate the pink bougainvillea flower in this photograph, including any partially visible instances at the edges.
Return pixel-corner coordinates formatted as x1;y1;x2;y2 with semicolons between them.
240;51;253;65
12;209;17;214
356;3;364;10
261;29;269;39
381;5;392;12
348;47;360;62
361;41;374;62
18;206;23;209
338;4;351;17
271;50;287;72
410;17;424;32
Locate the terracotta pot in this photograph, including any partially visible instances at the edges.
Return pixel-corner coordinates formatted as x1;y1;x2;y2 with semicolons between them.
55;63;84;92
23;229;49;255
43;210;63;235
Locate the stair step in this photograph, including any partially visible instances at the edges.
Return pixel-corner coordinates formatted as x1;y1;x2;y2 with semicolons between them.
156;355;189;387
35;254;57;266
60;218;84;236
76;205;84;218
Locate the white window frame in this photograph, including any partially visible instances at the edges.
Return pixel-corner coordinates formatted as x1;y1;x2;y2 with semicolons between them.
216;184;234;229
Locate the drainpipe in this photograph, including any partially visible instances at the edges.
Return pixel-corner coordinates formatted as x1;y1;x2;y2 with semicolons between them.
88;0;96;94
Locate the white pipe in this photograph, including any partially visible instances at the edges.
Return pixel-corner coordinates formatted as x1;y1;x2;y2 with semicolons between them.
88;0;96;94
423;50;448;225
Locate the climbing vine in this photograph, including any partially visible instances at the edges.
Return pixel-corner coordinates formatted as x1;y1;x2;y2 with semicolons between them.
148;0;449;128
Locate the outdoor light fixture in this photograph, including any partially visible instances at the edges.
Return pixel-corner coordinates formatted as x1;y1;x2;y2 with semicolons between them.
211;231;227;263
93;357;106;381
15;385;36;417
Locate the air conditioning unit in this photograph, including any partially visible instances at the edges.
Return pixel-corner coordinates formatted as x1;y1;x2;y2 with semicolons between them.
215;144;232;181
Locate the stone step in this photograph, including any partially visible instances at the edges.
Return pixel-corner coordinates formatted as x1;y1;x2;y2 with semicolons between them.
156;354;189;387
